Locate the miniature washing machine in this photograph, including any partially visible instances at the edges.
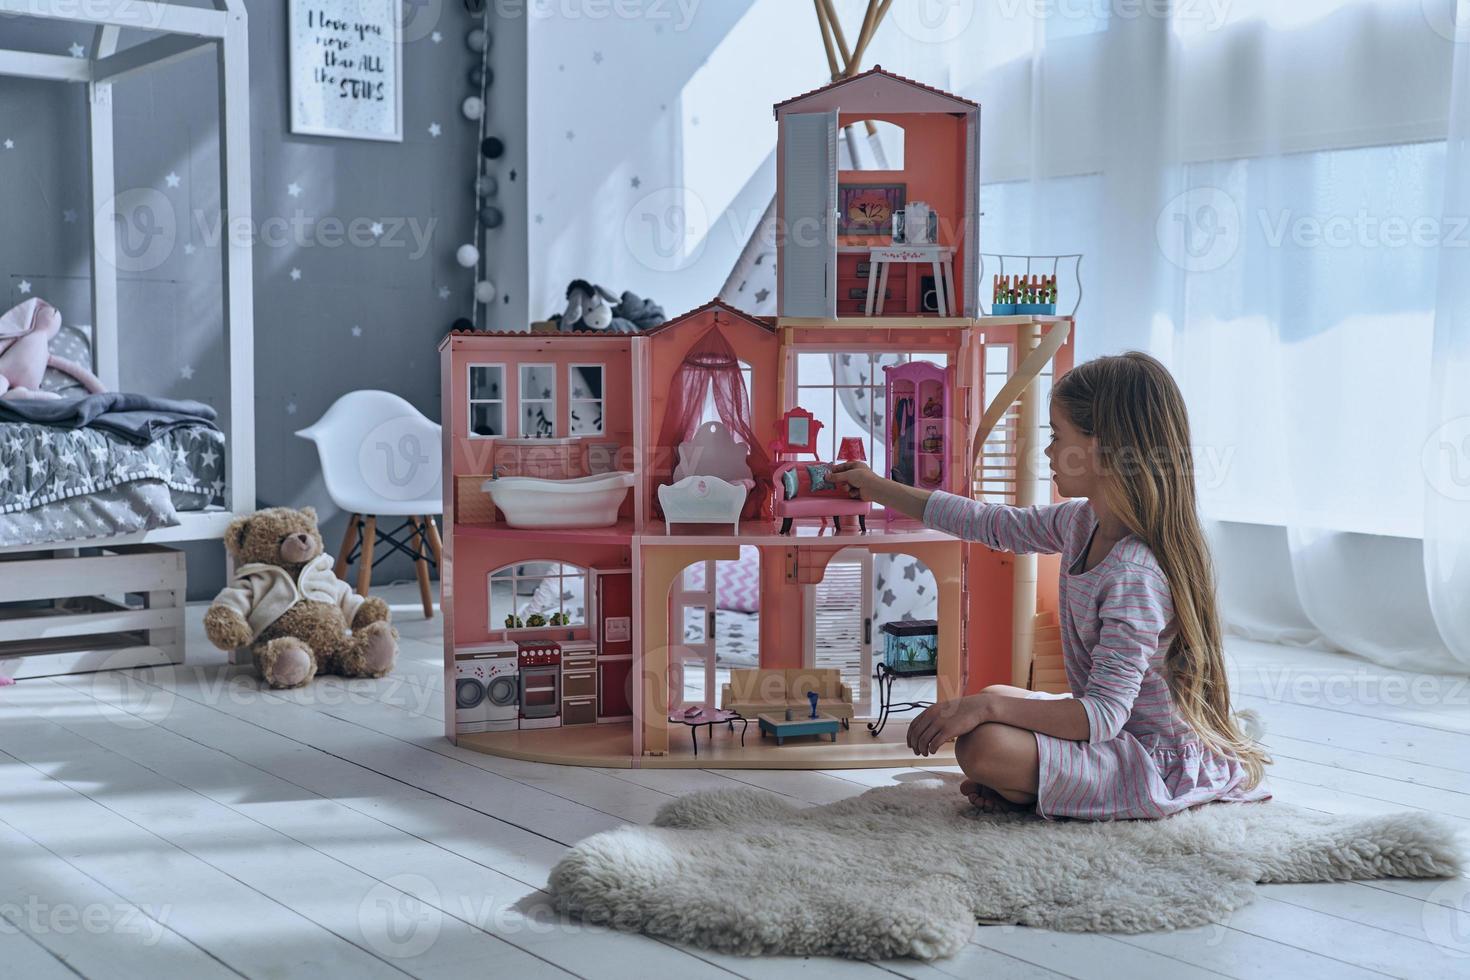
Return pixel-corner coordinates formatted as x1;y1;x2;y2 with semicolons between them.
454;645;519;734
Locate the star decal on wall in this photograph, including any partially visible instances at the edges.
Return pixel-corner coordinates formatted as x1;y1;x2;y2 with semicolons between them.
566;130;575;141
287;182;303;198
165;172;181;188
17;280;31;295
180;364;195;380
184;243;195;255
428;122;442;138
754;287;770;303
370;221;384;237
431;31;443;43
592;51;603;64
286;402;298;415
351;325;362;337
62;208;77;223
290;268;302;281
534;213;543;224
438;286;451;300
630;176;641;189
68;43;85;58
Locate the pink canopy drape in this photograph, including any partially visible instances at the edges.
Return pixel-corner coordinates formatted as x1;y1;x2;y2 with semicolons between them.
654;324;772;520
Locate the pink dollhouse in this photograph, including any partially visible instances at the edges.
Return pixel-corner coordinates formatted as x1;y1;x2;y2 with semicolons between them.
438;68;1076;768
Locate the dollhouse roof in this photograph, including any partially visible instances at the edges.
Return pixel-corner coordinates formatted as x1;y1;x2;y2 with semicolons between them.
772;65;978;117
643;298;776;336
437;299;773;349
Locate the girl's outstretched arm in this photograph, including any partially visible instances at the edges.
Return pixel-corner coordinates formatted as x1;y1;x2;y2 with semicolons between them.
830;462;1078;555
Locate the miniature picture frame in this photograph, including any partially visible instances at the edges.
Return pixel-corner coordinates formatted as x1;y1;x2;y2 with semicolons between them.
838;182;905;236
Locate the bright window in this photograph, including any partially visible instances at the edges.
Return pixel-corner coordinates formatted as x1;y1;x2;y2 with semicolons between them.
489;562;588;630
568;364;605;436
519;364;556;438
467;364;504;438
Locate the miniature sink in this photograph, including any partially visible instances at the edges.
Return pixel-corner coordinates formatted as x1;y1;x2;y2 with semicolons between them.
481;471;634;529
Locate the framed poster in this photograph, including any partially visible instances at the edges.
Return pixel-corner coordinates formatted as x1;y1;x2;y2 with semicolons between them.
289;0;403;142
838;182;905;236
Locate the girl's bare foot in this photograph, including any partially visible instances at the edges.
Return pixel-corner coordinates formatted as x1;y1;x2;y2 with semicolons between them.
960;779;1034;814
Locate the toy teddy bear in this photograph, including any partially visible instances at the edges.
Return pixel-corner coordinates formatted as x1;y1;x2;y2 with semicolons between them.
203;506;398;689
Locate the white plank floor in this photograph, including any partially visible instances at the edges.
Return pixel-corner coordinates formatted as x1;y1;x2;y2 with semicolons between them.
2;583;1468;979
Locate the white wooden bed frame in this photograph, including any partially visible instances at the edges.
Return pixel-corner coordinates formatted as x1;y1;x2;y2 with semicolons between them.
0;1;255;674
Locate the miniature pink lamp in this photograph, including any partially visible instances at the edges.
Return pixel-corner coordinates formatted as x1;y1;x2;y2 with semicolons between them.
837;437;867;464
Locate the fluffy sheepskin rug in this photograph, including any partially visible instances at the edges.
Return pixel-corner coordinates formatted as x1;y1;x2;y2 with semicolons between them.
547;776;1463;960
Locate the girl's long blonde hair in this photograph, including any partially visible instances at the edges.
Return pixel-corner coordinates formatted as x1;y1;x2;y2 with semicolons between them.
1052;352;1270;788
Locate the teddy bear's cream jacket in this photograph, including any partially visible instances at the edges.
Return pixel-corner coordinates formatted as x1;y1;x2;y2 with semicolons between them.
213;553;365;640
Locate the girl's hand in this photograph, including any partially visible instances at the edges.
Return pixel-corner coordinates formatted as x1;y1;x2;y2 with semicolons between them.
830;460;880;501
907;693;991;757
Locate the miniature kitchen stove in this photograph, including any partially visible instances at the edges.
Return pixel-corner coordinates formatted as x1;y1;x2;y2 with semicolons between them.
517;641;562;729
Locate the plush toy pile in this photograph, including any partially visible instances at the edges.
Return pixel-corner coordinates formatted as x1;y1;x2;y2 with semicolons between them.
553;279;666;333
203;506;399;688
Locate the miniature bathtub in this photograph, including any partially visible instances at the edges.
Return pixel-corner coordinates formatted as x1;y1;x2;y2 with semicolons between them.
481;471;634;529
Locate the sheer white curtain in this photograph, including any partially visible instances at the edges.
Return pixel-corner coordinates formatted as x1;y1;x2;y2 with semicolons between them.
528;0;1470;673
867;0;1470;674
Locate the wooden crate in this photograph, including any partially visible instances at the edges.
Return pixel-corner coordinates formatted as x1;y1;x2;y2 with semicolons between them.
0;544;185;680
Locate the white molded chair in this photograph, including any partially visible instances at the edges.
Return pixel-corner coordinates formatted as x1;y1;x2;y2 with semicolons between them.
296;390;444;618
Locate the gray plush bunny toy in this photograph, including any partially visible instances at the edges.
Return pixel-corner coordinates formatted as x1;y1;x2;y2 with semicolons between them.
560;279;618;331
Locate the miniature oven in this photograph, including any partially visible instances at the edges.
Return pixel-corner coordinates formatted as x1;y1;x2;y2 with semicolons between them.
517;641;562;728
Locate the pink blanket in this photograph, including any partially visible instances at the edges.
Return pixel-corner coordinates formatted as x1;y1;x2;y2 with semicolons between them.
0;298;105;400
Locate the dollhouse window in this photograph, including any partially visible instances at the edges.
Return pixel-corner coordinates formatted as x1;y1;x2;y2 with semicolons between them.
467;364;505;438
568;364;604;436
519;364;556;439
837;119;905;171
489;562;588;631
795;352;947;476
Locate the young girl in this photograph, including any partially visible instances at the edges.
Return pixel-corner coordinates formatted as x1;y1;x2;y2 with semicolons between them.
831;352;1271;820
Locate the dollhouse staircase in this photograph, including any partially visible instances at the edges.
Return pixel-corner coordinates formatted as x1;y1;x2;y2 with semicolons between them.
1028;611;1069;694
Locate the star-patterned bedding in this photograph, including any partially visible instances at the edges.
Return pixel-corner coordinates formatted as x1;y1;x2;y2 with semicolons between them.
0;421;225;547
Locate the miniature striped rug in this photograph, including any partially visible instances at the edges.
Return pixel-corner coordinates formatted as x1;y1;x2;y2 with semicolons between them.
546;776;1463;960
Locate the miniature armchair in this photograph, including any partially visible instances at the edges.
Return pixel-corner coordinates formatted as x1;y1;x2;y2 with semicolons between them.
657;420;755;534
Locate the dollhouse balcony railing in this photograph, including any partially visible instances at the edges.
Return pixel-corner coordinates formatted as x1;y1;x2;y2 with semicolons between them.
979;252;1083;318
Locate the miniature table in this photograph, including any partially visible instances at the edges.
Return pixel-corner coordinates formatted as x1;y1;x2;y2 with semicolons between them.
862;244;957;317
667;707;747;757
757;712;841;745
867;662;937;737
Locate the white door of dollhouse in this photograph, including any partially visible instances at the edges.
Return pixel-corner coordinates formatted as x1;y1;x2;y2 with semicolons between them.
779;109;839;318
804;549;874;714
671;560;718;710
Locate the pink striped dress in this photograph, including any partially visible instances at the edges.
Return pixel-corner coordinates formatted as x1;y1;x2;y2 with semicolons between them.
924;492;1272;821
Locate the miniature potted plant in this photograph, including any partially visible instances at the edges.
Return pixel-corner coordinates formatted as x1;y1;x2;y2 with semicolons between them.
527;613;547;628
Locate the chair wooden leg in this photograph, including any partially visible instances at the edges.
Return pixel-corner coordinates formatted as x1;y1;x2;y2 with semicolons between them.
410;516;433;619
356;515;377;597
334;513;359;581
424;515;443;566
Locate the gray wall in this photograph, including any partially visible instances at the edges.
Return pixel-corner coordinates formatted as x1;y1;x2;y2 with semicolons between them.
0;3;529;598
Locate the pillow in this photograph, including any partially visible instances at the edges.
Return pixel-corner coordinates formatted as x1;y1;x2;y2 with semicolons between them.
806;463;835;492
781;468;798;500
40;324;95;395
